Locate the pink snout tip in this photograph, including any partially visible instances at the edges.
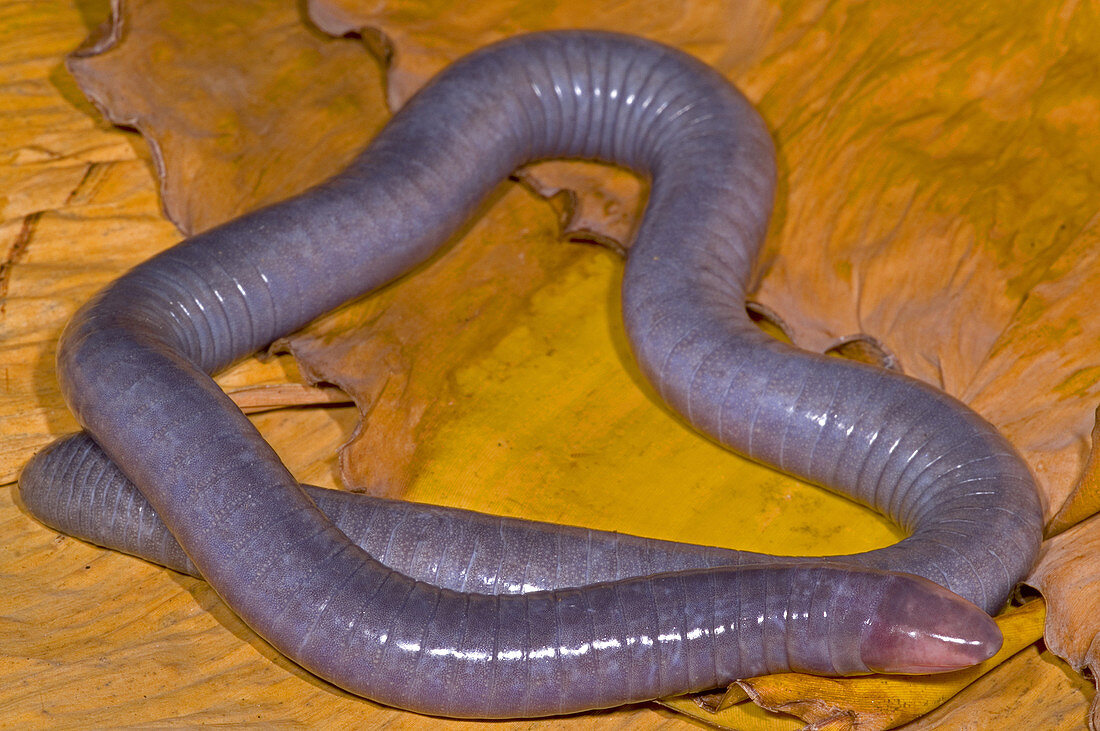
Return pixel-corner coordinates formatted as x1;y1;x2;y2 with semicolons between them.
860;574;1003;674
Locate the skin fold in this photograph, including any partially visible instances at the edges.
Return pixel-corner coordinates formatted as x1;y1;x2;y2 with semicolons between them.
19;31;1042;717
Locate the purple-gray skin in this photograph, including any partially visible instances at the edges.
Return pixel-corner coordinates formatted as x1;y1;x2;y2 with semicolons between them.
19;31;1042;717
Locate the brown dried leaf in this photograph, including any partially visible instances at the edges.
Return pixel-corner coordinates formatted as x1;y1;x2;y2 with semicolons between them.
898;645;1094;731
1027;514;1100;729
1047;406;1100;536
67;0;389;235
963;216;1100;522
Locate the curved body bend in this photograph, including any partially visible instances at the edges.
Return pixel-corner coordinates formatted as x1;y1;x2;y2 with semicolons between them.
20;31;1042;717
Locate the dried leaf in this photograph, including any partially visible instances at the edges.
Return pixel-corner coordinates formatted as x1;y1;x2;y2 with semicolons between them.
1027;514;1100;729
658;692;805;731
963;216;1100;523
898;645;1094;731
1047;406;1100;536
67;0;389;234
6;0;1100;727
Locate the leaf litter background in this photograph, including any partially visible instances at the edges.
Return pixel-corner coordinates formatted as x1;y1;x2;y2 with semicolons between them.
2;0;1100;728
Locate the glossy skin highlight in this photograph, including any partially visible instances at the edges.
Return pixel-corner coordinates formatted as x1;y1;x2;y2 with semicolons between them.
19;32;1041;717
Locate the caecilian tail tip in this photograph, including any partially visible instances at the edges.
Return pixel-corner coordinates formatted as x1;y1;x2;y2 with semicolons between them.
860;573;1002;675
